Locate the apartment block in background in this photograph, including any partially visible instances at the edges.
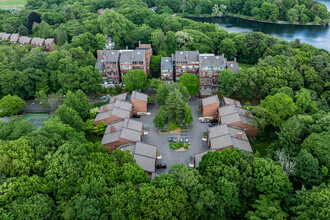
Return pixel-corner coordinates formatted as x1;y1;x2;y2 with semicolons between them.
161;57;173;84
160;51;240;94
95;44;152;87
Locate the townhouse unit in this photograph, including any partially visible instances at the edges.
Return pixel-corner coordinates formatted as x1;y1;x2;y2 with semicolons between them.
217;98;258;137
201;95;220;118
0;32;55;51
95;42;152;87
94;99;133;125
160;51;239;93
120;142;157;174
101;118;144;150
207;124;253;152
18;36;32;46
9;34;20;44
131;91;148;113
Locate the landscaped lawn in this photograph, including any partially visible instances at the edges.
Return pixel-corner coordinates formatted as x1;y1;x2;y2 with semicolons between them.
0;0;26;7
169;142;190;150
168;120;179;131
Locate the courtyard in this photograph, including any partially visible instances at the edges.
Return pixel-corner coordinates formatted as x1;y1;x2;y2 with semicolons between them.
136;96;209;173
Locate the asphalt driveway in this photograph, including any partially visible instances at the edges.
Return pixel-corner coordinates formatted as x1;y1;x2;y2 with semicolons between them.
138;96;209;173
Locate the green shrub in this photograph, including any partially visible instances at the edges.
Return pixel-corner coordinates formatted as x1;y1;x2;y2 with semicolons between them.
168;121;179;131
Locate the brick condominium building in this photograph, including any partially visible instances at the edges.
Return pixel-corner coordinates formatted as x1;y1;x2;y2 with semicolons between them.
95;41;152;87
161;51;239;92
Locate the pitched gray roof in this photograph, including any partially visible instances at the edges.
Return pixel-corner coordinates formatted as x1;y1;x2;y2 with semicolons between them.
223;97;242;108
135;142;157;159
161;57;172;70
122;118;143;131
202;95;219;106
105;50;120;62
131;91;148;102
95;57;105;71
194;151;210;169
94;111;111;122
19;36;32;44
120;51;133;63
208;124;252;152
132;50;145;62
120;128;142;141
110;93;127;103
218;105;254;125
227;61;240;74
0;33;11;40
232;138;253;152
199;54;226;67
31;37;45;45
10;34;20;42
175;51;199;62
101;131;121;144
111;107;131;119
104;121;124;133
44;38;55;45
113;100;132;111
134;154;155;173
210;134;234;150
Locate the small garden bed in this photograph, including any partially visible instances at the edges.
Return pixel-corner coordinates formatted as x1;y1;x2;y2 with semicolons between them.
168;121;179;131
169;142;190;151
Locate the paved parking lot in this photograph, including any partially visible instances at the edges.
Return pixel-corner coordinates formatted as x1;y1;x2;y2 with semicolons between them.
136;96;209;173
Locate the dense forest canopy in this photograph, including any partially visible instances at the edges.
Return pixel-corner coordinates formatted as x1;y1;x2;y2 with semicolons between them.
0;0;329;219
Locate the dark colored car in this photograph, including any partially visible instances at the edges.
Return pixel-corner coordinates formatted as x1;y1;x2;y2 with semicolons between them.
132;115;141;118
209;119;218;124
168;137;178;142
208;123;218;127
156;164;167;169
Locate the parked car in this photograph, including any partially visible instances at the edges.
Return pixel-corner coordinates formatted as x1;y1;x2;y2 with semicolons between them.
209;119;218;124
132;115;141;118
98;96;106;100
156;164;167;169
180;138;189;142
208;123;218;127
168;137;178;142
200;118;210;123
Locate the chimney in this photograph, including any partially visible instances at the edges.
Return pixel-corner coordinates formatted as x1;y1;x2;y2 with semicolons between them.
224;59;226;64
237;132;243;140
244;111;249;117
102;106;107;112
114;97;117;102
233;101;237;107
110;125;116;133
234;57;237;62
138;41;141;47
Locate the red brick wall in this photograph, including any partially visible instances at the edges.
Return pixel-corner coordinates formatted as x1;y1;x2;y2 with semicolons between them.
131;98;147;112
94;117;114;126
104;138;136;149
202;102;220;117
228;121;258;137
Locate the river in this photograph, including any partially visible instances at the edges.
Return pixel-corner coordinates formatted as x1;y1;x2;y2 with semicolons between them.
190;0;330;51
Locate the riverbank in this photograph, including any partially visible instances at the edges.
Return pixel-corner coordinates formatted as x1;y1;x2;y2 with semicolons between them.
185;14;329;26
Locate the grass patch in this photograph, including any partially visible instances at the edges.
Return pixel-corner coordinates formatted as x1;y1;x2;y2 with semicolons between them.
0;0;26;7
85;133;102;143
169;142;190;150
168;121;179;131
160;129;168;133
238;63;254;71
250;138;271;156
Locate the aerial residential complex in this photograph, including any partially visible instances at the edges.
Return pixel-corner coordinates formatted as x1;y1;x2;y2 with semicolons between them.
95;41;152;87
0;33;55;51
161;51;240;92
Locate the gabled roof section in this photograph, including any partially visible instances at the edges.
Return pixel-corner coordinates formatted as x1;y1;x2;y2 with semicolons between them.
31;37;45;45
110;93;127;103
227;61;240;74
105;50;120;62
218;105;254;125
175;51;199;62
202;95;219;106
132;50;145;62
19;36;32;44
223;97;242;108
95;57;105;71
119;50;133;63
199;54;226;67
45;38;55;45
131;91;148;102
94;111;112;122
